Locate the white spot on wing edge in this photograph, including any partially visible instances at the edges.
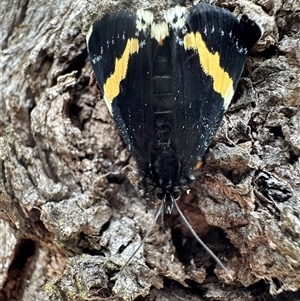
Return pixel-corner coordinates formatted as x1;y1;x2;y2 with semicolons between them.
223;88;234;110
164;6;188;30
103;94;112;115
136;9;153;32
86;25;94;52
136;9;169;43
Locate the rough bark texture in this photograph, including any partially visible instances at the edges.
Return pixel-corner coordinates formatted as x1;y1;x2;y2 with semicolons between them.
1;0;299;300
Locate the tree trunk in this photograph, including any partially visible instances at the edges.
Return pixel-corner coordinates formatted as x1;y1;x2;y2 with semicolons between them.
1;0;299;300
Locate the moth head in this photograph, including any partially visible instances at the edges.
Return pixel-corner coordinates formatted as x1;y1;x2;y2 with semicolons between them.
156;189;181;214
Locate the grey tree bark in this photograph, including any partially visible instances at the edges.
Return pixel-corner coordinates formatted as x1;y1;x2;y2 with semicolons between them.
1;0;300;300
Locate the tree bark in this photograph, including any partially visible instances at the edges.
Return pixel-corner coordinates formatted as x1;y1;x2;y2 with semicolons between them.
1;0;299;300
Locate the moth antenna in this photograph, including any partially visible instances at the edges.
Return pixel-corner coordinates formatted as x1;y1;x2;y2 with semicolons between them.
111;202;164;280
174;201;230;276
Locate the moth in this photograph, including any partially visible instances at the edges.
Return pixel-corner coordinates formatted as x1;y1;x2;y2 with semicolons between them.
87;3;261;275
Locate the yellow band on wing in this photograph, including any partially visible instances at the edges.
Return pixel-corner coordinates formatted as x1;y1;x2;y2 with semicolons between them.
184;32;234;109
104;38;139;107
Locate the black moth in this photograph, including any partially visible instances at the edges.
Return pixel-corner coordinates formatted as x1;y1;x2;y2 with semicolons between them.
87;3;261;275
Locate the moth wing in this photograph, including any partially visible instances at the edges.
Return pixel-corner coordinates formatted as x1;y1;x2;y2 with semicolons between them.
167;4;261;173
87;11;156;173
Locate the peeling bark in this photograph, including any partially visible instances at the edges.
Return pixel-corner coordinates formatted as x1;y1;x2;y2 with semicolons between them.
1;0;299;300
